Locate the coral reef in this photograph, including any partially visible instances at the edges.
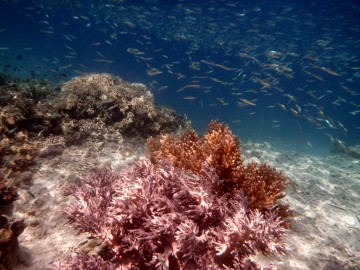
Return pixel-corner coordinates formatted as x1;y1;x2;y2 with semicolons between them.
58;73;189;138
56;160;286;269
0;72;188;181
148;120;290;222
0;132;37;183
0;78;56;181
0;73;189;269
0;74;290;269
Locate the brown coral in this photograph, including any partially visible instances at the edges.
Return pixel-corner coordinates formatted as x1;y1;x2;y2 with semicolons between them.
202;120;244;185
149;130;205;174
0;132;37;184
148;120;290;222
0;81;54;181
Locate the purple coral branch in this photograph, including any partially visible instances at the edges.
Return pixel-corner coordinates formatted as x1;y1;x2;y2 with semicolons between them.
56;160;286;269
62;170;116;236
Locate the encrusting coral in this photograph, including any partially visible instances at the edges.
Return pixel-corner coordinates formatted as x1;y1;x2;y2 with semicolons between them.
55;159;287;269
148;120;291;222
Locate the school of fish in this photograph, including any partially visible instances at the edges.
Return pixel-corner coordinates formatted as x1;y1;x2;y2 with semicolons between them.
0;0;359;148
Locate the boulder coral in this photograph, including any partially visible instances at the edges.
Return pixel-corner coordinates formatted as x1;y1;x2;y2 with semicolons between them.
58;73;189;138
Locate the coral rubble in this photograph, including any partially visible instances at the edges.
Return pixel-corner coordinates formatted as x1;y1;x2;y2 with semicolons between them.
56;160;287;269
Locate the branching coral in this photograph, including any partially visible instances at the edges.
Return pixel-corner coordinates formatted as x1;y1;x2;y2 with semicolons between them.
148;121;245;188
56;160;286;270
148;120;290;221
237;162;290;221
62;170;117;236
202;120;244;182
148;121;243;183
50;252;115;270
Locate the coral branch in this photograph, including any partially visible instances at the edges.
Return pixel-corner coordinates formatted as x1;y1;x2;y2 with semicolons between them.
62;170;117;236
50;252;115;270
57;159;287;269
148;120;290;220
237;163;287;211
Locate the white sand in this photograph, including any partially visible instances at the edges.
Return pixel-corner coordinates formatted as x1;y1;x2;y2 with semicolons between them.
12;139;360;270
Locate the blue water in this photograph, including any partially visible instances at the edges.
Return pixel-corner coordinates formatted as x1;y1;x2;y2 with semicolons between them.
1;0;359;155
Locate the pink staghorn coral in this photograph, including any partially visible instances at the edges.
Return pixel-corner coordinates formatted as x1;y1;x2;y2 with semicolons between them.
50;252;115;270
56;160;287;270
62;169;117;236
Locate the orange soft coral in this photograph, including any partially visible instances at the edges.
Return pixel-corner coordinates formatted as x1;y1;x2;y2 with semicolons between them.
148;121;243;182
202;120;243;183
148;120;290;222
237;162;287;212
148;129;205;175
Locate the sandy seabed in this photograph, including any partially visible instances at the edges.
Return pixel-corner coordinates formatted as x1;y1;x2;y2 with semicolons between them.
12;138;360;270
